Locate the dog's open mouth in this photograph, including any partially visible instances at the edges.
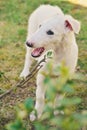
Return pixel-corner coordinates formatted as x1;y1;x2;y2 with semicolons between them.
31;47;45;58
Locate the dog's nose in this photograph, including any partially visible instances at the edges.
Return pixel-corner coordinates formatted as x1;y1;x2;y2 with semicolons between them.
26;41;33;47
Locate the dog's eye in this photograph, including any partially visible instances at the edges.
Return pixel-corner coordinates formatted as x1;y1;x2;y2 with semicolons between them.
46;30;54;35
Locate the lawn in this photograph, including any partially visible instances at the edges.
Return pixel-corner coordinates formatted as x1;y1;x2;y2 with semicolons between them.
0;0;87;129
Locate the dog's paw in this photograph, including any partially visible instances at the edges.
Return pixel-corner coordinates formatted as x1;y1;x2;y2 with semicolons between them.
30;112;36;121
20;70;30;78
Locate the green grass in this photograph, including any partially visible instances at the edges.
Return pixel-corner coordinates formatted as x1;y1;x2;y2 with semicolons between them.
0;0;87;129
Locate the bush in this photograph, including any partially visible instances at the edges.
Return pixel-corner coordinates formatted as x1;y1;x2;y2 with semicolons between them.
6;52;87;130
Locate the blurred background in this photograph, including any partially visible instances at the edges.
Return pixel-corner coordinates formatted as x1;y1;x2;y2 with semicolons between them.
68;0;87;7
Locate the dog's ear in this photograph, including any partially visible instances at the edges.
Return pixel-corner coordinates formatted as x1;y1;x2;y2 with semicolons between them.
64;15;81;34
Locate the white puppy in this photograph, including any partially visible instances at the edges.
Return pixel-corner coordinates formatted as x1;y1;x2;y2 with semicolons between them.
20;5;80;121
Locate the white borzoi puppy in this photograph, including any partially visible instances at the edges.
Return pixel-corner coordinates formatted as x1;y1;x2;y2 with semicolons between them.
20;5;80;121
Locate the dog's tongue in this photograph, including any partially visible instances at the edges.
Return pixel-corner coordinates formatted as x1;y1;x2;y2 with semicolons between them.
31;47;45;57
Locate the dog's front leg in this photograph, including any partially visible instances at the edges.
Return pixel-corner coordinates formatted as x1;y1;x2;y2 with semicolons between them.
20;46;32;78
30;73;46;121
35;73;46;118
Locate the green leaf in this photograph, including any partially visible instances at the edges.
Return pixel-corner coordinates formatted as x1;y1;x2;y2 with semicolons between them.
73;113;87;124
60;97;81;106
35;123;46;130
0;71;4;77
50;117;63;126
0;88;5;94
24;98;34;112
44;77;50;84
62;84;75;93
6;120;26;130
47;51;53;58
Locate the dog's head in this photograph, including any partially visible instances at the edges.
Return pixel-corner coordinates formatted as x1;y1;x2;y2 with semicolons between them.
26;14;80;58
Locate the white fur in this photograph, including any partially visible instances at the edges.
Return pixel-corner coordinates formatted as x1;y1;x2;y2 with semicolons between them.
20;5;80;121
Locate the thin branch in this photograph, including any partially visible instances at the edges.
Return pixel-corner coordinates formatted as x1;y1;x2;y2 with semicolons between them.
0;55;46;100
0;54;86;99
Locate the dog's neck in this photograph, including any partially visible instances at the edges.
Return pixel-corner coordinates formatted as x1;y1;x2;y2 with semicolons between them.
62;32;76;46
53;32;77;63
